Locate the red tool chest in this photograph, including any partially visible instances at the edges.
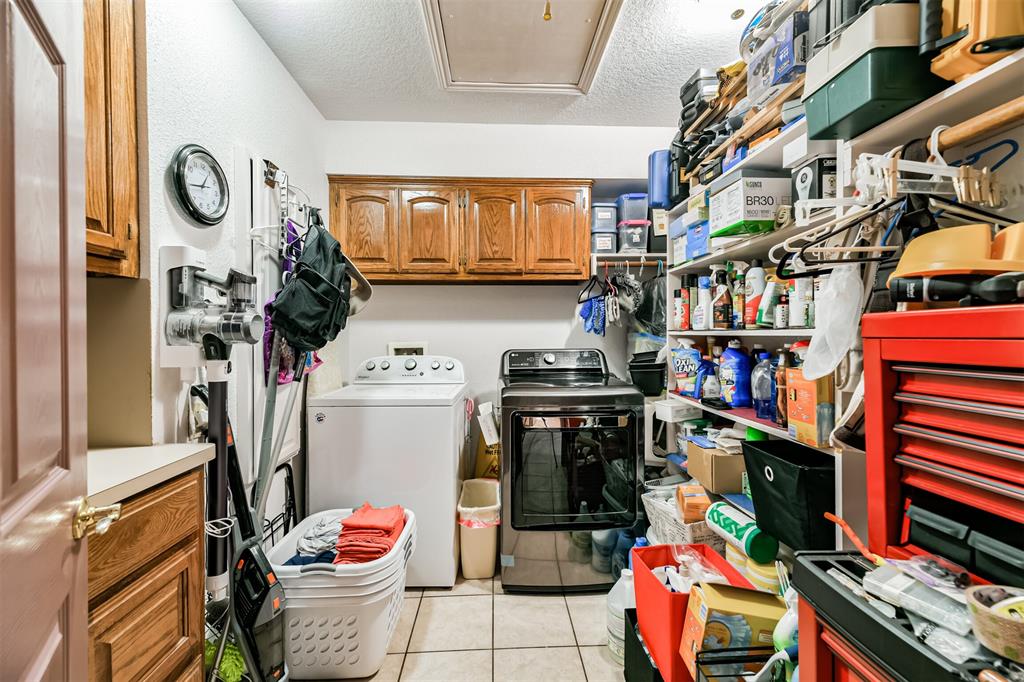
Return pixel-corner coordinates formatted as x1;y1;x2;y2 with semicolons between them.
797;306;1024;681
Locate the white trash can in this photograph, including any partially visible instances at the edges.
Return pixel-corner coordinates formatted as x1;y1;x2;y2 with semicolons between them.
457;478;500;579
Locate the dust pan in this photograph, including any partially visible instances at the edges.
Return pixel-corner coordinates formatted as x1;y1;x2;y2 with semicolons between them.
888;223;1024;283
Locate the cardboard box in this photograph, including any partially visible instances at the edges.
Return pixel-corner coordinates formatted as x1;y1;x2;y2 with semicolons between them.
685;221;710;261
675;484;711;524
747;11;809;106
686;437;746;494
708;172;791;237
786;367;835;447
679;582;787;680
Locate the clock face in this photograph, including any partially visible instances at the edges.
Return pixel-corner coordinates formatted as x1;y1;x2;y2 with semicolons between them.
173;145;229;225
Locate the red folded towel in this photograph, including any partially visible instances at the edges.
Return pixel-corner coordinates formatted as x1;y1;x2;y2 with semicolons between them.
333;503;405;565
341;503;405;535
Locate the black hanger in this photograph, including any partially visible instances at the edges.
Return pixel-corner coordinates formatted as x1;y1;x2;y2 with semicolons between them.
577;274;610;303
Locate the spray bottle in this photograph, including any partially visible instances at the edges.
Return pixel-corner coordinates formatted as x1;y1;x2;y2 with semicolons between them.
693;276;712;330
711;267;732;330
732;272;746;330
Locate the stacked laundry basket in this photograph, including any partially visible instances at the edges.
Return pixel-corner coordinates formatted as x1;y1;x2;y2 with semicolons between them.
267;508;417;680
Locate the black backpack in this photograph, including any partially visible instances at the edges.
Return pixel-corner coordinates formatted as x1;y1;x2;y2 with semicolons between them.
269;210;352;353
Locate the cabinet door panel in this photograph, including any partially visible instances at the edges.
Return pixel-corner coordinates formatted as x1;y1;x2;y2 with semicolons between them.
84;0;137;275
88;539;203;682
332;185;398;273
525;187;588;275
466;187;523;273
399;189;459;273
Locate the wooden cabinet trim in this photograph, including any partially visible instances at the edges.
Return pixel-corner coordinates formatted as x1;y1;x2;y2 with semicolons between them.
329;174;593;188
87;470;203;603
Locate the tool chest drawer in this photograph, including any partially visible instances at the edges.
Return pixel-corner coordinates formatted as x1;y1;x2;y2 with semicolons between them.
862;306;1024;568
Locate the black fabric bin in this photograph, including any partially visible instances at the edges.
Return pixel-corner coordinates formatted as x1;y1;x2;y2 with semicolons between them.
624;608;663;682
741;440;835;550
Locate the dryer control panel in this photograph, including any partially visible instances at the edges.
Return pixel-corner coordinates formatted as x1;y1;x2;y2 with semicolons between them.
353;355;465;384
502;349;607;374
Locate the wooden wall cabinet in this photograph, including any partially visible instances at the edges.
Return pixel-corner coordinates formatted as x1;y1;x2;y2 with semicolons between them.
329;176;592;282
85;0;140;277
88;470;205;680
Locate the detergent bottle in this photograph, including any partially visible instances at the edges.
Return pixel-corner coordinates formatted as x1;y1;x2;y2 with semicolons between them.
606;568;636;664
720;340;753;407
695;355;720;399
752;352;774;420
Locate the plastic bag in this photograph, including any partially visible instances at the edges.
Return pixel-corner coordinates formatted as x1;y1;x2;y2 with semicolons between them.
907;613;990;665
634;273;666;336
457;479;501;528
804;264;864;380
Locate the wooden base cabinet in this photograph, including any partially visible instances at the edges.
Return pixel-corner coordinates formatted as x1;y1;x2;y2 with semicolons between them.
329;176;591;282
87;470;205;681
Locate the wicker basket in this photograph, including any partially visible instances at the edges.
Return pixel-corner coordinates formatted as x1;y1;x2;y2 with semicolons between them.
641;490;725;553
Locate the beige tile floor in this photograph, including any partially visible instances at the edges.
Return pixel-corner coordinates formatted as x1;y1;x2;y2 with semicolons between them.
354;575;624;682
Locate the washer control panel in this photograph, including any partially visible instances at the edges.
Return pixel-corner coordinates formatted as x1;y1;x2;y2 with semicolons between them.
354;355;465;383
503;349;606;374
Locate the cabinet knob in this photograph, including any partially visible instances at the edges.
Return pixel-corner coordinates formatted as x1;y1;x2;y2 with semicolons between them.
72;497;122;540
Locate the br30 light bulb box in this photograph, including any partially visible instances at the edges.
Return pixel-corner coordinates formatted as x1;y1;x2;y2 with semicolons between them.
708;170;790;238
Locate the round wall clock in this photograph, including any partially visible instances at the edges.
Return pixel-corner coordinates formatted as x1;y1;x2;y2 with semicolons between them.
172;144;229;226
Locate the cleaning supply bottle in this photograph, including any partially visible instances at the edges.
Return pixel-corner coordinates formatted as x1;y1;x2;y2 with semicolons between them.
755;275;780;328
695;355;720;399
712;269;732;330
629;537;649;569
775;345;792;427
732;272;746;329
687;275;699;326
774;290;790;329
720;341;753;408
752;352;774;420
606;568;636;665
693;276;712;330
744;259;767;327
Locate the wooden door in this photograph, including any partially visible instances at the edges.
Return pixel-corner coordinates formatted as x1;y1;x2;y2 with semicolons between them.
0;0;89;679
465;186;524;274
525;187;588;275
331;184;398;273
399;188;459;274
84;0;137;276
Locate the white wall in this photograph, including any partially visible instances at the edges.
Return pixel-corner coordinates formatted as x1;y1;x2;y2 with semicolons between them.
322;120;675;179
143;0;328;443
344;285;630;406
317;120;674;402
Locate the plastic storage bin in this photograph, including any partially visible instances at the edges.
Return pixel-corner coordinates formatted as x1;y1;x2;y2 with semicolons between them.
267;508;417;679
741;440;835;550
648;151;671;209
618;220;651;253
592;202;618;231
632;544;752;682
617;193;649;222
458;478;500;579
628;357;665;397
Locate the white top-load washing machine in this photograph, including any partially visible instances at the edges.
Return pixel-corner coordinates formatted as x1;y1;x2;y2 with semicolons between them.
307;355;468;587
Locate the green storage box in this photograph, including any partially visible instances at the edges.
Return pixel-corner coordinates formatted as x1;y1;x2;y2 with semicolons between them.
804;47;947;140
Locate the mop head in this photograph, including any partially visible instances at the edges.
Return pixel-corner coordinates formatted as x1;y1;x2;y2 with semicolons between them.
204;639;246;682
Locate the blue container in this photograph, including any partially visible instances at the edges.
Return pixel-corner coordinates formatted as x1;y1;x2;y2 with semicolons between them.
648;150;671;209
617;193;649;222
686;221;710;261
720;341;753;408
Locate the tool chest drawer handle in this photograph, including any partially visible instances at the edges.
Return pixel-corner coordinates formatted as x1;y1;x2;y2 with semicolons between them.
968;532;1024;570
905;504;969;539
894;424;1024;462
892;364;1024;383
894;392;1024;420
896;454;1024;502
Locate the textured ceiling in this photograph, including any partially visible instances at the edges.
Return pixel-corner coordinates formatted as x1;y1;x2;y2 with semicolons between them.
234;0;762;126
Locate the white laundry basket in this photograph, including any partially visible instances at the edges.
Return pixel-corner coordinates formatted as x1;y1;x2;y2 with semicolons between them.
268;508;417;680
457;479;500;579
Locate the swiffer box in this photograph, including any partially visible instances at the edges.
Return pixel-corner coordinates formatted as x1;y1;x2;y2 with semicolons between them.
786;368;835;447
686;437;746;494
708;171;790;238
680;582;787;679
747;11;810;106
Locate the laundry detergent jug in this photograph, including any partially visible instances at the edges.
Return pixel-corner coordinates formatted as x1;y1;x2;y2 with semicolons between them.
720;341;753;407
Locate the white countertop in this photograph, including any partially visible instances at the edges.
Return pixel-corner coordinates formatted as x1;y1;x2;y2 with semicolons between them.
87;443;215;506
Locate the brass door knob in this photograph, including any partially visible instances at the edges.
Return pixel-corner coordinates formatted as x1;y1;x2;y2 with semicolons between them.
72;498;122;540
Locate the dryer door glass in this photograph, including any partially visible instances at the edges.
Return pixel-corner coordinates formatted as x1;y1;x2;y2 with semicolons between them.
509;412;638;530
